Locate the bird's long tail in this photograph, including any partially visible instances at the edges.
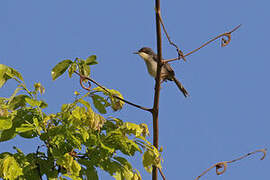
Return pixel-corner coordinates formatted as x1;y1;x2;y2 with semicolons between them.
172;76;189;97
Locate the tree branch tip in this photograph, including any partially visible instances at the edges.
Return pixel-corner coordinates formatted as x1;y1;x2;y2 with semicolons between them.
229;24;242;34
195;148;266;180
158;167;166;180
258;148;267;160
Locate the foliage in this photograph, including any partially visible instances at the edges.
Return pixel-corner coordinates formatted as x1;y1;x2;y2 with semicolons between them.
0;57;161;180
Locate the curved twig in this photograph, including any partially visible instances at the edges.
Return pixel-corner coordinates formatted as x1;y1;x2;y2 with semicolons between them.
195;148;267;180
164;24;242;63
184;24;242;57
74;71;152;112
79;74;92;91
156;8;186;62
227;148;267;163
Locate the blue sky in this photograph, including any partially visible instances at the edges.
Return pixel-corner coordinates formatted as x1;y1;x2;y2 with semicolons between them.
0;0;269;179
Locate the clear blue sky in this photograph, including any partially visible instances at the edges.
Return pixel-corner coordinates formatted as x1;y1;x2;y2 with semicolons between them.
0;0;269;179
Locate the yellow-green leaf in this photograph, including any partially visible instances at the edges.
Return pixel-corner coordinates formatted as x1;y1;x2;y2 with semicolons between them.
0;64;11;88
57;153;81;177
68;62;77;78
25;97;41;107
0;129;16;142
0;155;23;179
0;117;12;130
86;55;98;65
16;123;35;133
91;95;107;114
51;60;72;80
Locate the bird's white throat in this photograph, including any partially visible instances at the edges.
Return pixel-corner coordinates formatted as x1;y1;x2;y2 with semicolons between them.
138;52;152;62
138;52;158;77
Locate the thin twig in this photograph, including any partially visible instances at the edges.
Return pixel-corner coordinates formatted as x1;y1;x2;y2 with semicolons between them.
227;148;267;163
195;148;267;180
74;71;152;112
164;24;242;63
156;8;186;62
185;24;241;57
158;167;167;180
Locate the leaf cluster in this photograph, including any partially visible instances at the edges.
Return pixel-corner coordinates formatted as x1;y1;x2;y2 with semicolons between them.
0;59;161;180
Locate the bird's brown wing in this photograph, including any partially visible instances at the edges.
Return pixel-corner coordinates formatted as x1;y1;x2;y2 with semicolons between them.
163;63;175;80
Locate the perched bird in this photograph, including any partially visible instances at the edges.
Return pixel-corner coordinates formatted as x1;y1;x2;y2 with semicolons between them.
134;47;189;97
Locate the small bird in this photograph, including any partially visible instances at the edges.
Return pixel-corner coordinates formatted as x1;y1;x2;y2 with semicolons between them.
134;47;189;97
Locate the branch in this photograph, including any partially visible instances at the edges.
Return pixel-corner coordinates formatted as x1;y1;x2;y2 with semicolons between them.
152;0;163;179
195;148;267;180
158;167;167;180
165;24;242;63
156;8;186;62
74;71;152;112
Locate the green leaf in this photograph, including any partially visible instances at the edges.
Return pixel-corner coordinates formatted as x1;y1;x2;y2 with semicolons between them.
91;95;107;114
84;166;98;180
76;59;90;77
33;117;42;135
81;62;90;77
142;150;154;173
100;141;115;154
67;133;82;150
25;97;42;107
77;99;91;109
114;156;132;170
0;116;12;130
0;64;11;88
134;169;142;180
105;130;140;156
93;86;108;95
142;148;161;173
51;60;73;80
56;153;81;177
68;62;77;78
84;134;98;147
71;158;81;176
8;95;29;110
61;103;72;112
86;55;98;65
16;123;35;133
0;128;16;142
92;87;125;111
139;123;150;137
122;122;143;137
0;155;23;179
6;66;24;82
79;128;89;142
109;89;125;111
0;64;24;88
39;100;48;109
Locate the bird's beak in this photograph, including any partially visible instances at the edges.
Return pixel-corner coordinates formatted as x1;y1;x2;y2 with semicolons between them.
133;51;139;54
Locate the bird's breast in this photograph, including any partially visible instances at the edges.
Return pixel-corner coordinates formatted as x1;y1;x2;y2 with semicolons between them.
144;60;157;77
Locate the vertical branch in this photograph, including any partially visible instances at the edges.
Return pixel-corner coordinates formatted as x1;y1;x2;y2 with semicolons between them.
153;0;162;179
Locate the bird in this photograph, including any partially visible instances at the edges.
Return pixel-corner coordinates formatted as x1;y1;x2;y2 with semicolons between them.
134;47;189;97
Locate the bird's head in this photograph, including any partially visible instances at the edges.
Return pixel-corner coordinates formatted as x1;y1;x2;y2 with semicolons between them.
133;47;156;61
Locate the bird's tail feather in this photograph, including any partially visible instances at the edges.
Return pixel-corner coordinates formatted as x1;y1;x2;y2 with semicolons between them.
172;77;189;97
